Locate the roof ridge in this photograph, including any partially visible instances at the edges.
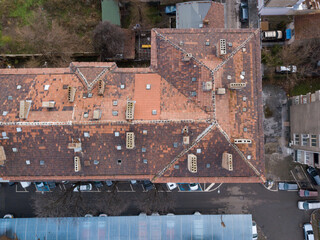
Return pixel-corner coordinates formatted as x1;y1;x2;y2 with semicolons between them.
215;123;265;182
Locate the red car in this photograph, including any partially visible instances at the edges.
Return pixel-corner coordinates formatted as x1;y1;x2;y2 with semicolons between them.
299;189;318;197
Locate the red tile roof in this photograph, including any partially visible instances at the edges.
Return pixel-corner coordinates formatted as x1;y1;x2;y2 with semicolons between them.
203;2;225;28
0;27;264;183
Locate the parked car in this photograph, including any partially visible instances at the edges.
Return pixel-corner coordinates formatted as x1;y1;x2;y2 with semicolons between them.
303;223;315;240
3;214;13;219
8;182;16;186
73;183;92;192
275;65;297;73
298;200;320;210
189;183;199;191
307;167;320;185
167;183;178;191
143;180;154;191
35;182;50;192
105;181;113;187
239;2;249;22
278;182;298;191
130;180;137;185
84;214;93;217
262;30;283;40
299;189;318;197
252;221;258;240
20;182;31;189
48;182;56;189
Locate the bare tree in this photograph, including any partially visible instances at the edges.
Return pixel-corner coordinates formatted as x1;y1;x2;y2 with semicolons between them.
92;21;125;60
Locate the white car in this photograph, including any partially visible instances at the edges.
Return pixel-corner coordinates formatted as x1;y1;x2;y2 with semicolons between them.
275;65;297;73
298;200;320;210
166;183;177;190
20;182;31;188
73;183;92;192
303;223;314;240
3;214;13;219
189;183;199;191
252;221;258;240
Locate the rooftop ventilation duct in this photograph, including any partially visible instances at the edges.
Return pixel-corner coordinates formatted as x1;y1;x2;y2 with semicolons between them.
0;146;6;165
42;101;55;108
229;83;246;89
126;100;135;120
98;79;105;96
74;156;81;172
126;132;135;149
222;152;233;171
234;139;252;144
182;53;192;62
220;39;227;55
188;154;197;173
203;81;213;91
19;100;31;119
217;88;226;95
68;142;82;152
93;109;101;120
68;86;77;103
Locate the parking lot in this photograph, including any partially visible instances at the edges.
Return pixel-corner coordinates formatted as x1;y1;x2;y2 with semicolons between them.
11;181;223;194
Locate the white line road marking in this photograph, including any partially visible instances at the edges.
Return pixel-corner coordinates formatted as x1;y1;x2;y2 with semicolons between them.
290;170;300;188
15;185;28;193
300;165;315;189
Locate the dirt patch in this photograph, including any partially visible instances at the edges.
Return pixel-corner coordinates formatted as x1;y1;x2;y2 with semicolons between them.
265;154;296;181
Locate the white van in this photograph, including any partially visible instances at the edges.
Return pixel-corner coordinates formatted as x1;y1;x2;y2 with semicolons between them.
298;200;320;210
263;31;283;40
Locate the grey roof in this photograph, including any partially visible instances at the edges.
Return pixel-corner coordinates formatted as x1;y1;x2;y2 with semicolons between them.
0;214;253;239
176;1;212;29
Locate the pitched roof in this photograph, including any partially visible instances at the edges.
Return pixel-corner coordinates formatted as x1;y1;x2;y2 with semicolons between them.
0;27;264;183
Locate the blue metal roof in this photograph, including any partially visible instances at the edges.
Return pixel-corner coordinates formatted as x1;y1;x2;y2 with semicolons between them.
0;214;253;240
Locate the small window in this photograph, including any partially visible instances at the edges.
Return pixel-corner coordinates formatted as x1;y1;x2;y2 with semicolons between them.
311;135;317;147
83;112;89;118
17;85;21;90
117;159;122;165
173;142;178;148
142;147;146;153
16;128;22;132
192;77;197;82
44;85;50;91
191;91;197;97
152;110;157;115
116;145;122;150
143;159;148;164
1;132;7;137
40;160;45;166
112;111;118;116
84;132;90;138
12;148;18;152
174;164;179;169
2;111;8;116
26;160;30;165
8;96;13;100
146;84;151;90
113;100;118;106
206;163;211;168
196;148;201;154
143;130;147;135
94;160;99;165
294;134;300;145
120;84;125;89
301;134;309;146
114;131;120;137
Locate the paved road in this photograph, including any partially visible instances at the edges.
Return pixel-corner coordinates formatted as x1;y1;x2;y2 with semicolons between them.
0;182;316;239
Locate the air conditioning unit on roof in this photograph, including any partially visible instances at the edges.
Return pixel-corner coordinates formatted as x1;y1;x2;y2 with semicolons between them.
182;53;192;62
98;79;105;96
203;81;213;91
188;154;197;173
220;39;227;55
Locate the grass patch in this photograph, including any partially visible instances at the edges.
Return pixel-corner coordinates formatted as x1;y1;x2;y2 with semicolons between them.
290;78;320;96
9;0;44;25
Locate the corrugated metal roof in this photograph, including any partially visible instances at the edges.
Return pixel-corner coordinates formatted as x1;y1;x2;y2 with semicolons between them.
0;214;253;240
176;1;212;29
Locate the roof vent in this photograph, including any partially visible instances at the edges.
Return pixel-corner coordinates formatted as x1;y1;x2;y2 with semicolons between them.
0;146;6;165
182;53;192;62
19;100;31;119
179;41;184;46
68;142;82;152
182;126;188;134
234;139;252;144
222;152;233;171
42;101;55;108
98;79;105;96
126;100;135;120
126;132;135;149
68;86;77;103
203;81;213;91
229;83;246;89
183;136;190;145
74;156;81;172
188;154;197;173
93;109;101;120
203;19;209;25
217;88;226;95
205;41;210;46
220;39;227;55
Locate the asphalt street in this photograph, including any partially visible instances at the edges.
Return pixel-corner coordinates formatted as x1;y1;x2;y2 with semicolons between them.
0;182;316;239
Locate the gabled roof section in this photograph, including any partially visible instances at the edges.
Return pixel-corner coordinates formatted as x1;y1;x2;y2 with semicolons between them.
203;2;225;28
